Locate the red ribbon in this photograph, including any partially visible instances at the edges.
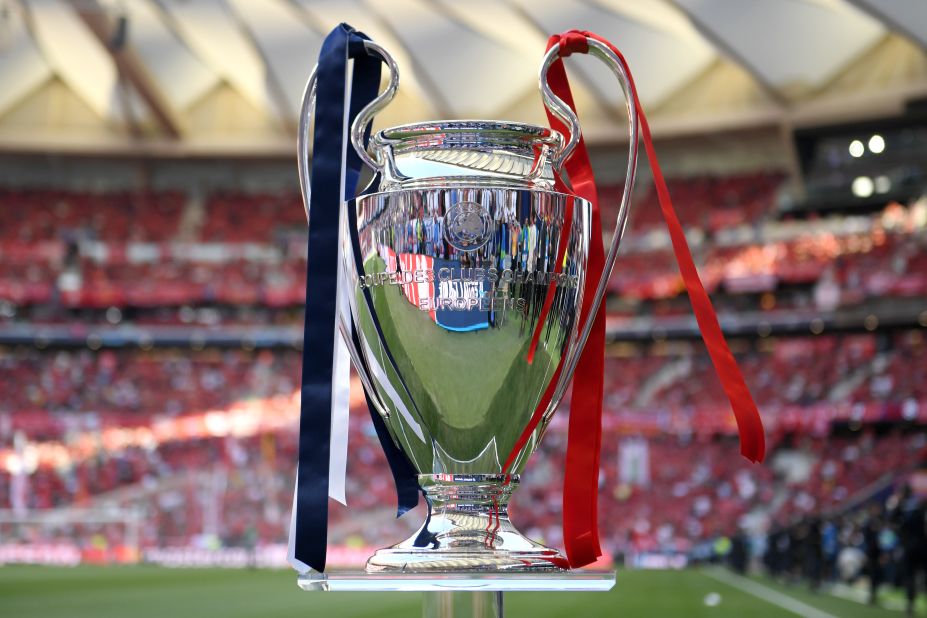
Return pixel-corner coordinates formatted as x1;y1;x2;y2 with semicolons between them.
504;36;606;567
506;30;766;570
546;41;607;568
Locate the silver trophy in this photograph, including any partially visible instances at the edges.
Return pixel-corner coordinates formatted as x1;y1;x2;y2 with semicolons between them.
299;38;639;572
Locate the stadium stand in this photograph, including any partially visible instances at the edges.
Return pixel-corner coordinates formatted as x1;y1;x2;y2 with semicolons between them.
0;173;924;594
1;329;925;552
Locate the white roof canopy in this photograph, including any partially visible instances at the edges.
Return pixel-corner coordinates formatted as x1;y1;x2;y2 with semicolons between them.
0;0;924;155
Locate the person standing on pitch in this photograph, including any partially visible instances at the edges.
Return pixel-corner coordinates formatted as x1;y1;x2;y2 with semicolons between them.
891;485;927;617
862;503;884;605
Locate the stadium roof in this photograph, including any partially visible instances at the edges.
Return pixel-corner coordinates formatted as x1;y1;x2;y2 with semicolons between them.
1;0;926;156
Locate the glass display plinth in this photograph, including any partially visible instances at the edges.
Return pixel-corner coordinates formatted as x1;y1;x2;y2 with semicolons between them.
297;570;616;592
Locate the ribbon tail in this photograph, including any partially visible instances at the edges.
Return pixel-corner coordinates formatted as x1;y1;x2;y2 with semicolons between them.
327;346;351;503
326;46;358;507
349;321;421;516
327;239;352;505
639;110;767;462
287;471;311;573
582;30;767;463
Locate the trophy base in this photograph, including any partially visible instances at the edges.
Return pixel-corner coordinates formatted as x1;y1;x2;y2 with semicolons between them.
366;474;568;573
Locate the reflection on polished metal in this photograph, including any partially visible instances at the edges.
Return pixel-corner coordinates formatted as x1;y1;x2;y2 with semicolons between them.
299;37;638;573
367;475;563;572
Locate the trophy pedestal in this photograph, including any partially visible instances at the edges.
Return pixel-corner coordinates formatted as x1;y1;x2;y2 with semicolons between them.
298;570;616;618
297;474;614;617
367;474;566;573
298;570;616;591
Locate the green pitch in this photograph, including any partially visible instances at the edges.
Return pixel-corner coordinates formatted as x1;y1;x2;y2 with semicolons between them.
0;566;904;618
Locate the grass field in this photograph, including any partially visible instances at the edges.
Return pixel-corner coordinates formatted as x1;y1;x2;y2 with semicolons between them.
0;566;910;618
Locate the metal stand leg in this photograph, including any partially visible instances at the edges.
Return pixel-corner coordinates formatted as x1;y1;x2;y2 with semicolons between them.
422;591;504;618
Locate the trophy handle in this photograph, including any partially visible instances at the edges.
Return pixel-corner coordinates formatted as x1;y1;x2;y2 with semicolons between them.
296;64;316;224
538;37;640;416
298;39;400;220
350;41;401;172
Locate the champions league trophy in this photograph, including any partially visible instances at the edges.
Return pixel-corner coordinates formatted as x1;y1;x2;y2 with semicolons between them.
292;25;763;600
296;33;636;574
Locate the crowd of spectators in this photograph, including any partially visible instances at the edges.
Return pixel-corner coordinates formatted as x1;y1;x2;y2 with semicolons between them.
0;348;299;420
0;189;186;243
3;407;922;574
69;258;307;308
0;180;924;317
2;330;924;437
611;225;927;301
201;192;304;243
0;330;924;556
602;172;784;234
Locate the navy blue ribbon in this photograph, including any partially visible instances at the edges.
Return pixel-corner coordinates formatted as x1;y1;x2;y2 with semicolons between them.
295;23;417;573
349;313;420;515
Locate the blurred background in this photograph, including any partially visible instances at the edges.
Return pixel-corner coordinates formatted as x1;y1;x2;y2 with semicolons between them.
1;0;926;617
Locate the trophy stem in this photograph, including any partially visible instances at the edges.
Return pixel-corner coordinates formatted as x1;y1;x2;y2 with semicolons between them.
422;591;504;618
366;474;567;573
